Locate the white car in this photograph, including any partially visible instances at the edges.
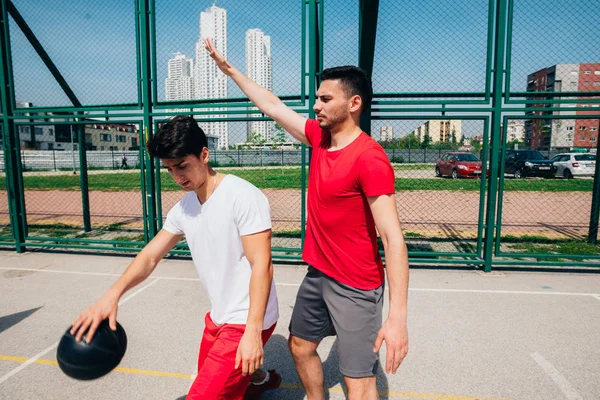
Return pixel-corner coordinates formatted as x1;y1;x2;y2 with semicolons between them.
550;153;596;179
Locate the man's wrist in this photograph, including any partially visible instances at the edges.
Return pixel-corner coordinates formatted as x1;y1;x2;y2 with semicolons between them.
387;308;407;323
245;319;264;332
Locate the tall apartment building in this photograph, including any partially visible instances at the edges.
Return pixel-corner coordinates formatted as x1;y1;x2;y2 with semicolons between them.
525;63;600;151
246;29;274;141
195;5;229;149
165;53;194;101
412;120;463;144
380;126;394;142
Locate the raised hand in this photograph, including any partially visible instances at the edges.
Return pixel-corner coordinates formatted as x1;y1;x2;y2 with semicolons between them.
204;38;234;76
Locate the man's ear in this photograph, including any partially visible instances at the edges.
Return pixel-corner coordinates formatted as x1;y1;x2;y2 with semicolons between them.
201;147;210;163
349;95;363;113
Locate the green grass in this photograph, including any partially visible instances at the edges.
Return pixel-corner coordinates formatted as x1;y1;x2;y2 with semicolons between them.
112;234;146;248
395;177;593;192
2;168;594;192
508;240;600;260
5;168;306;191
393;164;434;171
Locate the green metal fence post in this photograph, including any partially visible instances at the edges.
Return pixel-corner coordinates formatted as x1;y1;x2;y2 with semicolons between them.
358;0;379;135
0;0;25;251
483;0;509;272
588;125;600;244
139;0;158;239
302;0;322;250
76;116;91;232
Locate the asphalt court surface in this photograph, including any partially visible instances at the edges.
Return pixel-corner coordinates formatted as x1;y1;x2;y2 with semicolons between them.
0;251;599;399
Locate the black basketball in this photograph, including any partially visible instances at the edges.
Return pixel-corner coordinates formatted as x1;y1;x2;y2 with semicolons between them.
57;319;127;380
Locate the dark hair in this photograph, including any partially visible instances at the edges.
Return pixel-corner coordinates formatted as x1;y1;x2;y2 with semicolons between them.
320;66;373;111
147;115;208;159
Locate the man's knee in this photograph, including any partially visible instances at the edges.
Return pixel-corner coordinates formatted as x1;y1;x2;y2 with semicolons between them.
345;376;377;400
288;334;318;359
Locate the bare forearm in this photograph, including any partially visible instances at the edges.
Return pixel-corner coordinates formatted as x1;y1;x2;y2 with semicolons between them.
226;67;284;118
107;251;159;299
383;240;409;321
246;259;273;330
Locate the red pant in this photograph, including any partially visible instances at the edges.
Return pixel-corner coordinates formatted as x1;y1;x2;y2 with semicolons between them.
187;313;276;400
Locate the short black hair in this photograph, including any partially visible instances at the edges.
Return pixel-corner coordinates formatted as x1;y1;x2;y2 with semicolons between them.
320;66;373;111
147;115;208;159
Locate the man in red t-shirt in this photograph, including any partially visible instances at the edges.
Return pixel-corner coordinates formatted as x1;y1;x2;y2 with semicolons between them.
205;39;409;400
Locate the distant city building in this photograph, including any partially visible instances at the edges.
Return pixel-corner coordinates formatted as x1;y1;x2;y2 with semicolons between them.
165;53;194;102
194;5;229;149
15;118;140;152
501;120;525;143
412;120;463;144
380;126;394;142
246;29;274;142
526;63;600;151
84;124;139;151
18;125;56;150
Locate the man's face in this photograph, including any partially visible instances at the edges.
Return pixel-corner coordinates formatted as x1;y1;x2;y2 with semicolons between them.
161;149;209;192
313;79;357;130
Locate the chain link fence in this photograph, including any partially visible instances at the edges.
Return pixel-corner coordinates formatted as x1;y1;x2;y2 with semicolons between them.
0;0;598;268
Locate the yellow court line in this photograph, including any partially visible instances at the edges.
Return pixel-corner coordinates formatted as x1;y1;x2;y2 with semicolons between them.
0;355;509;400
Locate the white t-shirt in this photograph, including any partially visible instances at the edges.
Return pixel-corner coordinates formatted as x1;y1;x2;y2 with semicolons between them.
162;174;279;329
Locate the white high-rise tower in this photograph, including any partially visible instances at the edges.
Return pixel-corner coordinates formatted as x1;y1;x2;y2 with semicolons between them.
195;4;228;149
246;29;274;142
165;53;194;101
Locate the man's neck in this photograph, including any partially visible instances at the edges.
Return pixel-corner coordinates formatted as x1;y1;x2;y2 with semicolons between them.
329;120;363;151
195;168;216;204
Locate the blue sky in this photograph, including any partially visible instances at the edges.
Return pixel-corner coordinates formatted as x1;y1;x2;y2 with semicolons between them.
8;0;600;142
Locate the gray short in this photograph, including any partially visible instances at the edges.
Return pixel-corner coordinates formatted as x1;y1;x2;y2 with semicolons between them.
289;266;384;378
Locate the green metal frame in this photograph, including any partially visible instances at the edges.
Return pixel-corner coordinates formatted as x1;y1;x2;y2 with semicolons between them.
374;115;490;265
504;0;600;106
0;0;25;251
494;114;600;264
0;0;598;269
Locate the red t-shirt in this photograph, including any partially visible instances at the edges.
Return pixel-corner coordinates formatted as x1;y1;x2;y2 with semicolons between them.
302;119;395;290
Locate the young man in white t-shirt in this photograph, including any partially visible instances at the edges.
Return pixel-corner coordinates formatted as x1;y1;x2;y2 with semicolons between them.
69;116;281;400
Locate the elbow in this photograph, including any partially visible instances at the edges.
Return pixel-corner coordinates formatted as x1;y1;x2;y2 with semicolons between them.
249;257;273;280
380;232;405;253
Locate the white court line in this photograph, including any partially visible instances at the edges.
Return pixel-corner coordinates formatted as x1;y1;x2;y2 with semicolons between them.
531;352;583;400
0;277;162;386
0;266;122;277
0;342;60;386
408;288;600;297
1;267;600;297
118;278;161;305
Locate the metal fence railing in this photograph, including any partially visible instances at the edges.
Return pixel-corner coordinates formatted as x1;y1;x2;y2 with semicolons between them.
0;0;598;271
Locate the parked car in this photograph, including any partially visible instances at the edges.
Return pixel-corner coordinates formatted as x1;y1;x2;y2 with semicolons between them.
504;150;556;178
436;152;485;179
550;153;596;179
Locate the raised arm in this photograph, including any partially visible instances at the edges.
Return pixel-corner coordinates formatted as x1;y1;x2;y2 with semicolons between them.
204;38;309;146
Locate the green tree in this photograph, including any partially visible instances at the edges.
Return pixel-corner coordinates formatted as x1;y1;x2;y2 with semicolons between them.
398;133;419;149
506;139;525;150
420;134;431;149
470;138;483;153
246;132;267;148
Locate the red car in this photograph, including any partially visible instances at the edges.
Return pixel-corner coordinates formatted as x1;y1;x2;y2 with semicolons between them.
435;152;485;179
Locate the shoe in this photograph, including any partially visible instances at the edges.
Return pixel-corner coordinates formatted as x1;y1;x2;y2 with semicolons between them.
243;369;282;400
